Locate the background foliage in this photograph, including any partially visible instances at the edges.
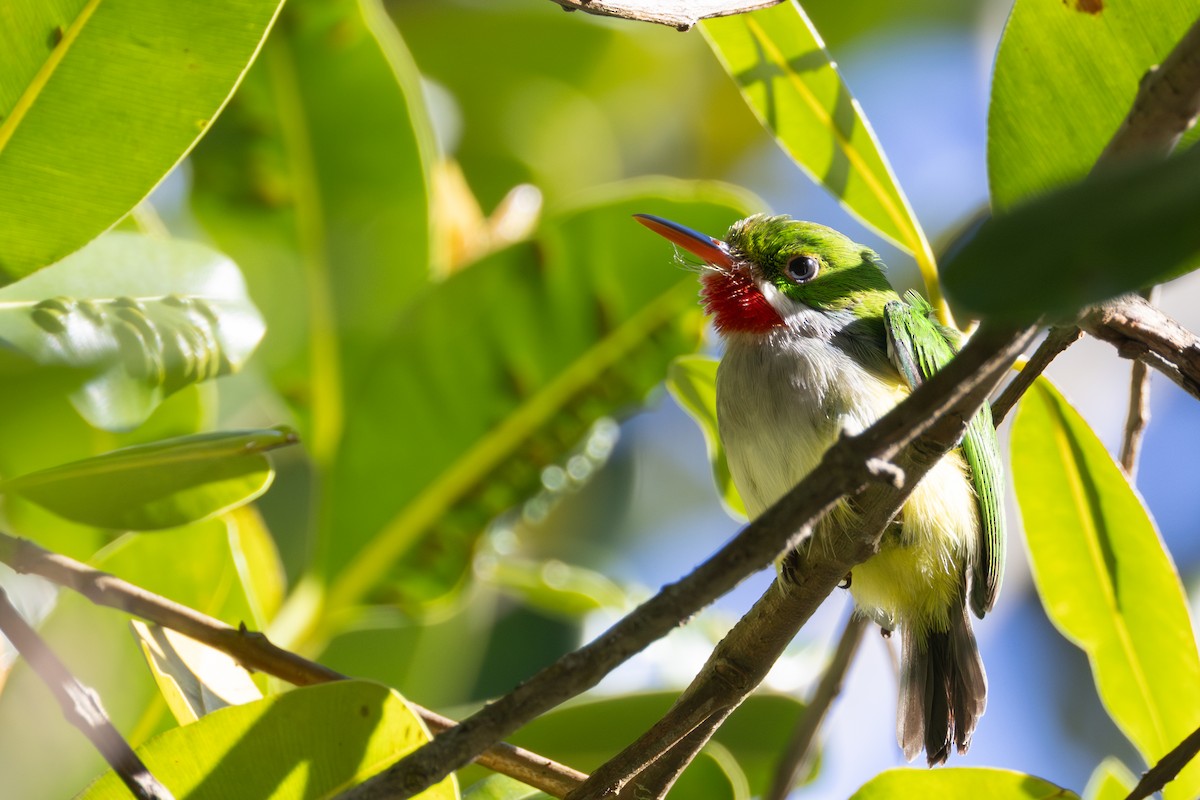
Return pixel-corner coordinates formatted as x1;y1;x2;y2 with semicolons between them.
0;0;1199;798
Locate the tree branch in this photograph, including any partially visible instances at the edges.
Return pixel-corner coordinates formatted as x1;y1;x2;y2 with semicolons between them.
1118;289;1158;477
1125;723;1200;800
765;614;868;800
991;325;1081;425
546;0;783;31
341;322;1036;800
0;586;174;800
0;533;586;799
1079;294;1200;403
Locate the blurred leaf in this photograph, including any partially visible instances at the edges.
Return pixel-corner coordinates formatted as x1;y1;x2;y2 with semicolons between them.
1012;379;1200;799
320;179;755;618
701;2;939;303
989;0;1198;209
462;776;551;800
942;146;1200;322
0;232;266;430
480;556;627;619
849;767;1077;798
1084;757;1137;800
1;427;297;531
132;621;263;725
499;691;810;799
227;505;287;625
0;518;263;798
666;355;746;519
191;0;435;461
75;680;458;799
0;0;284;278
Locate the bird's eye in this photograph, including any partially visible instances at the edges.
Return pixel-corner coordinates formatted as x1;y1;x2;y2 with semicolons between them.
785;255;820;284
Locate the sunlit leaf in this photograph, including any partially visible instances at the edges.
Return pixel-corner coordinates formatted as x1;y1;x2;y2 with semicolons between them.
1012;379;1200;799
0;519;265;798
191;0;435;462
227;505;287;626
701;2;939;305
0;0;284;278
667;354;746;519
320;179;755;617
0;232;266;430
75;680;458;799
942;145;1200;322
500;691;811;799
132;621;263;725
1084;757;1137;800
0;427;297;530
462;775;550;800
849;767;1077;799
989;0;1198;208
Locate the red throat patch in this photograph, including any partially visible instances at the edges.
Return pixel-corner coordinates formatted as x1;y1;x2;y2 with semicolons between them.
701;270;783;334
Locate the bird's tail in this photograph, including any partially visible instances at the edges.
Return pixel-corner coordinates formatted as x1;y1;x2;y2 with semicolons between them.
897;601;987;765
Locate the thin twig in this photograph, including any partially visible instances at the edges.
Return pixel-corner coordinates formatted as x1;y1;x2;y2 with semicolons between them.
0;587;174;800
1125;723;1200;800
546;0;783;31
344;322;1034;800
766;615;868;800
1117;287;1159;478
0;533;586;800
1079;294;1200;402
991;326;1082;425
613;715;731;799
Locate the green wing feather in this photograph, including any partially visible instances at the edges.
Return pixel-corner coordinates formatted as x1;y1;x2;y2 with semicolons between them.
883;291;1005;618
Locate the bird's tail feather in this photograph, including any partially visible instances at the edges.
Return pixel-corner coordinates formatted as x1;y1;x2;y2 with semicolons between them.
897;602;986;765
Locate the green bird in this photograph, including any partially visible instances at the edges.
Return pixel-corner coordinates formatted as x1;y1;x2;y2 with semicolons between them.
636;212;1005;765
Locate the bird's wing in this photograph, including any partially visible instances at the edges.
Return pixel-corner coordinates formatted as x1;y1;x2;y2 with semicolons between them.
883;291;1005;618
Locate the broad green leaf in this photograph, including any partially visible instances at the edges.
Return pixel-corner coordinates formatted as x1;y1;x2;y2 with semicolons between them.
75;680;458;800
191;0;434;462
0;426;297;530
320;179;755;617
462;775;551;800
479;556;627;619
989;0;1198;209
942;145;1200;322
227;505;287;625
497;691;811;800
132;621;263;725
0;518;265;798
0;0;284;278
849;767;1077;799
701;2;939;305
1084;757;1137;800
0;232;266;430
667;355;746;519
1012;379;1200;799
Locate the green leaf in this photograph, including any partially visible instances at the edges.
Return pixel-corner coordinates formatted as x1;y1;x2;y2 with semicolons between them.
0;231;266;430
667;355;746;519
849;767;1077;799
1;426;297;530
942;145;1200;322
1084;757;1137;800
462;775;551;800
0;518;267;798
132;621;264;725
700;2;939;304
480;557;627;619
1012;379;1200;799
321;179;755;616
499;691;810;800
191;0;434;462
75;680;458;799
0;0;284;279
988;0;1198;209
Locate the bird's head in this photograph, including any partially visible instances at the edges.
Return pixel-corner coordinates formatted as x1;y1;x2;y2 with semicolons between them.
635;213;894;337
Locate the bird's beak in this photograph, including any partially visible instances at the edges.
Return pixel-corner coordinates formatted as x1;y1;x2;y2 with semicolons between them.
634;214;734;270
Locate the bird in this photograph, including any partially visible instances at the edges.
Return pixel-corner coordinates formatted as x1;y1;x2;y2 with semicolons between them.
635;212;1005;765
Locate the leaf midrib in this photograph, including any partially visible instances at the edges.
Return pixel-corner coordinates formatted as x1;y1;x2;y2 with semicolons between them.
0;0;104;158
